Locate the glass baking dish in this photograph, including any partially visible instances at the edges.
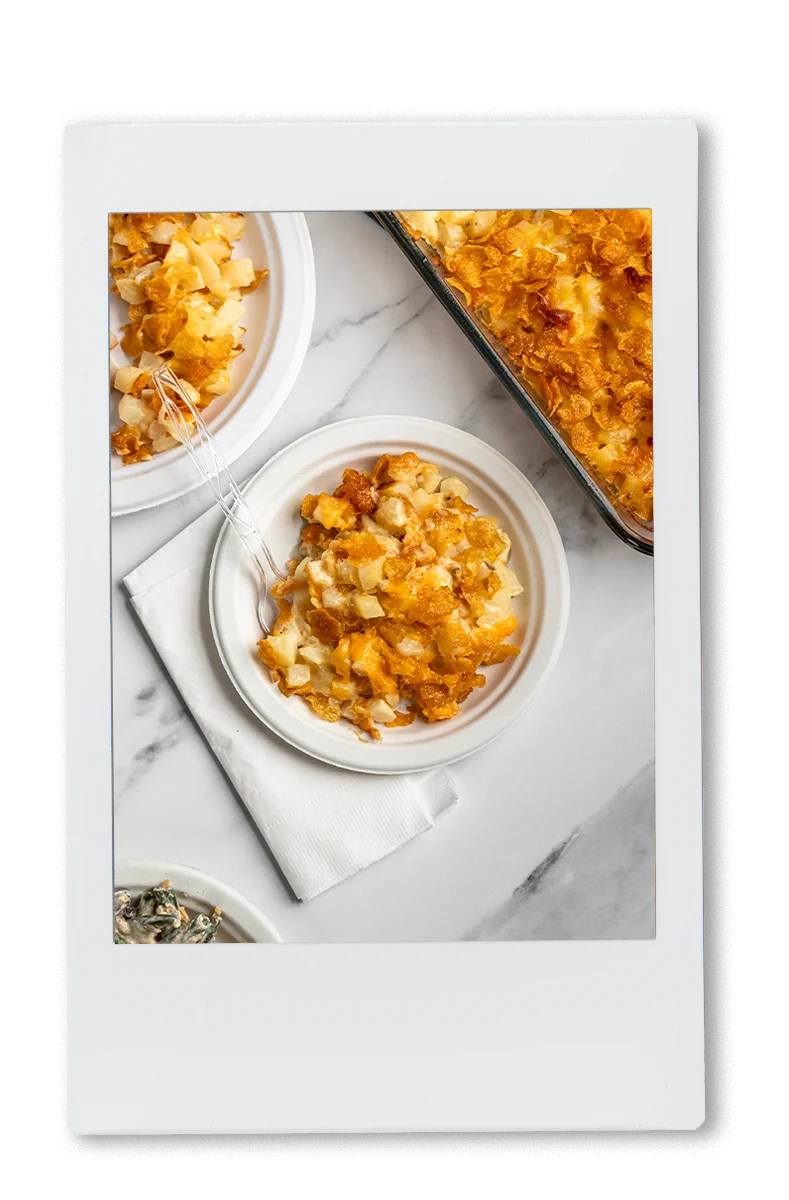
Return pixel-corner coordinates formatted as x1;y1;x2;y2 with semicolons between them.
373;211;654;556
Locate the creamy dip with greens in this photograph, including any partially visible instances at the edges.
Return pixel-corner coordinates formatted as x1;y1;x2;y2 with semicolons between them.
114;881;222;944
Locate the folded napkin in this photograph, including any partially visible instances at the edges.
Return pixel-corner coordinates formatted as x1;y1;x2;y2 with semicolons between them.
124;506;458;900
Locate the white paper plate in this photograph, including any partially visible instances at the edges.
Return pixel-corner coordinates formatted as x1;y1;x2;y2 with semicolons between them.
110;213;315;516
114;860;282;943
209;416;570;775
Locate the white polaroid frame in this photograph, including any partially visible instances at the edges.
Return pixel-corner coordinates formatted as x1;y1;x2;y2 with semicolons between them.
66;120;702;1133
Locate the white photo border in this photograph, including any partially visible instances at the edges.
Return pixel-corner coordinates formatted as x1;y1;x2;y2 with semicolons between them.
66;120;702;1133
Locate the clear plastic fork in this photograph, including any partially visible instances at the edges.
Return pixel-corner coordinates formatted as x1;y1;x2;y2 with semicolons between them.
150;365;284;634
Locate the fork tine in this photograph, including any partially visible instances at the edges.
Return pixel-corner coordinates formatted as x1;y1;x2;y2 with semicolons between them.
150;364;282;632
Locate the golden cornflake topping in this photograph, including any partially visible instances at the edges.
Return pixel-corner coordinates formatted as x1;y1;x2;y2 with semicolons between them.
399;210;653;524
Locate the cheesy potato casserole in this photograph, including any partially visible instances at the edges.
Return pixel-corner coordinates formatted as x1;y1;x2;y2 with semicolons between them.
109;212;267;464
257;452;523;740
398;210;653;524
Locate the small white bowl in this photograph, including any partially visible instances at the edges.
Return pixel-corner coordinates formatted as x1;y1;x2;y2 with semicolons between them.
110;213;315;516
114;860;282;943
209;415;570;775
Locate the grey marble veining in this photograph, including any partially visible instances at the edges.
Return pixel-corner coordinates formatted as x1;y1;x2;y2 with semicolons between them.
111;211;656;943
113;680;188;811
467;763;655;941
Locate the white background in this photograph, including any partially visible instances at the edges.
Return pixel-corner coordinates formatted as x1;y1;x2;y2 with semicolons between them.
3;0;781;1180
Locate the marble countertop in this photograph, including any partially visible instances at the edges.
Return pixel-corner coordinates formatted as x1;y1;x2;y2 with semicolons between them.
112;212;655;942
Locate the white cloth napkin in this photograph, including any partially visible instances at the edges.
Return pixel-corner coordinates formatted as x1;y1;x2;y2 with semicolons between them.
124;506;458;900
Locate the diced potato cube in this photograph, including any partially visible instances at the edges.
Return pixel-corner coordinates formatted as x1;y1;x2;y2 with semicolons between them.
496;564;523;595
477;600;509;628
200;239;232;263
439;476;469;500
322;587;346;610
285;664;311;689
221;257;255;288
138;351;165;372
116;277;145;305
306;558;335;590
309;666;333;696
437;219;469;251
150;219;179;244
114;365;145;394
416;465;442;493
300;643;331;667
335;558;359;587
118;392;154;432
267;631;299;667
400;211;438;241
375;495;408;534
188;221;231;260
164;238;189;264
438;209;475;223
396;637;424;657
189;216;221;241
367;699;397;724
135;261;161;285
468;211;498;238
357;557;385;592
410;488;442;517
490;589;512;613
215;298;246;327
186;236;228;297
216;213;246;242
352;593;385;620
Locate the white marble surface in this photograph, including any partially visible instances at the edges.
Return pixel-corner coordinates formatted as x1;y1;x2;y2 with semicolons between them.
112;212;655;942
